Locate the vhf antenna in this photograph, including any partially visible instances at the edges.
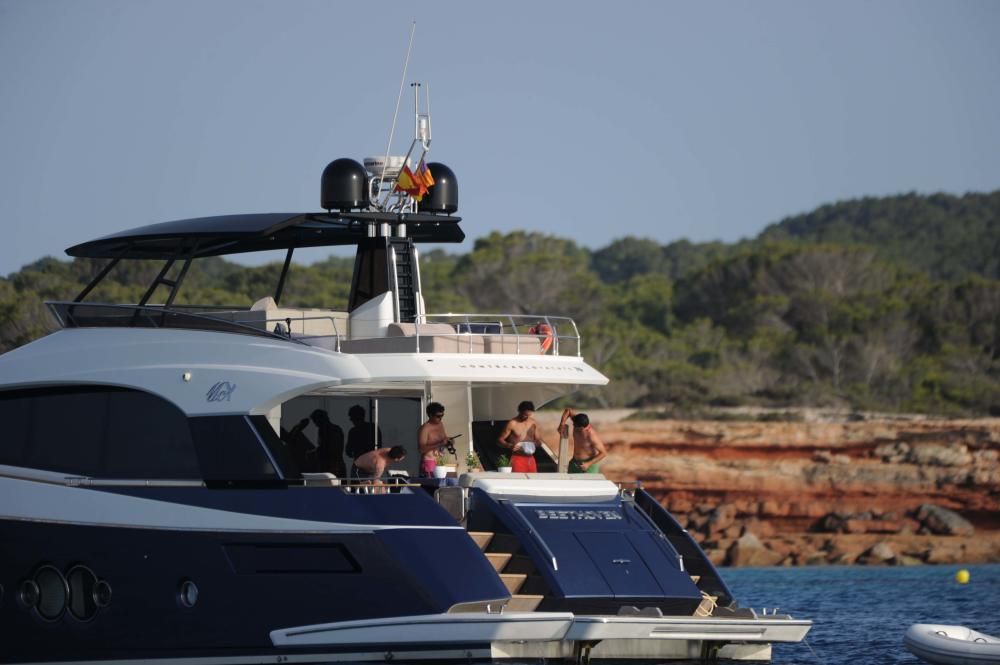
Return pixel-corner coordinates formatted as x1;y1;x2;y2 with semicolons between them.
379;22;417;200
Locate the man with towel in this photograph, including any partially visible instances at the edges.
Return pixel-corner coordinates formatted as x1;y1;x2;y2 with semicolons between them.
497;400;550;473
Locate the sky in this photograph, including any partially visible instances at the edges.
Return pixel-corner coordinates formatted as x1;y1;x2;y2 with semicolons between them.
1;0;998;275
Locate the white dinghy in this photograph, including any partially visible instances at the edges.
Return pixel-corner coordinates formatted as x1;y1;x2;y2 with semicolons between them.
904;624;1000;665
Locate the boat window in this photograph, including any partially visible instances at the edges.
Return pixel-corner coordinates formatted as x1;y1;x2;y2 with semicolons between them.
104;390;201;478
0;386;200;479
30;389;107;476
248;415;300;479
188;416;279;484
0;392;35;468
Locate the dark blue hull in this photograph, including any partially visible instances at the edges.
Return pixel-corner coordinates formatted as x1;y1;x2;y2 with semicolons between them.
0;484;507;663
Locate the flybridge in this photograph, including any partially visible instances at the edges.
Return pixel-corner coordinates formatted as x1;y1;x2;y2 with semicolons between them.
49;83;585;358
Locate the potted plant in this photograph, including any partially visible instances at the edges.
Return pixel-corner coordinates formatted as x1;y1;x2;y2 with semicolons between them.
496;453;512;473
465;450;481;472
435;452;456;479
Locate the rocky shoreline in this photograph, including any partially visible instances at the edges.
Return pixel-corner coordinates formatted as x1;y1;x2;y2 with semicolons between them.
536;411;1000;566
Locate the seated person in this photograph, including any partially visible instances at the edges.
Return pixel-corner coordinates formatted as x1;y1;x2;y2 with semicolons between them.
497;400;549;473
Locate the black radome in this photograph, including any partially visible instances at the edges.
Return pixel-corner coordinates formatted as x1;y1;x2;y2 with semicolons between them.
321;158;369;211
419;162;458;214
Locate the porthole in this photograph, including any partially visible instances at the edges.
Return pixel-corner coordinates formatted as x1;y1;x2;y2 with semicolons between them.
66;565;98;621
93;580;112;608
178;579;198;608
34;565;69;621
18;579;39;608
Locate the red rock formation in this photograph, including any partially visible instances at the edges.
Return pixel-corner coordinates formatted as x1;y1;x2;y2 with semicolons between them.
539;412;1000;565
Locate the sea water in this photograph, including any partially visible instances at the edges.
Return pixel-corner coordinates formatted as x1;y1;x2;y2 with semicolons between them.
726;563;1000;664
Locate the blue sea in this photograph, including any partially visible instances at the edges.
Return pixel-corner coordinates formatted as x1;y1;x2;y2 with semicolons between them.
725;564;1000;664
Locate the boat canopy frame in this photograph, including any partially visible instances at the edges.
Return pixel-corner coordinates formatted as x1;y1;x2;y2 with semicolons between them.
68;210;462;306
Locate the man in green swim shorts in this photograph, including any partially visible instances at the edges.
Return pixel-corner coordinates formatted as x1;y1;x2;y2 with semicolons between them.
559;409;608;474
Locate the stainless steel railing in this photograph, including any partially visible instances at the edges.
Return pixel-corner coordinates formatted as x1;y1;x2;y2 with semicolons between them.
46;302;581;357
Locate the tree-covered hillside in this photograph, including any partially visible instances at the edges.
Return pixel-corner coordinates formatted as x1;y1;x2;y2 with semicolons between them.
759;191;1000;280
2;191;998;415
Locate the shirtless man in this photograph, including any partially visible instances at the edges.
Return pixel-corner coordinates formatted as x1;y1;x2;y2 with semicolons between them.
352;445;407;484
559;408;608;474
417;402;451;478
498;401;549;473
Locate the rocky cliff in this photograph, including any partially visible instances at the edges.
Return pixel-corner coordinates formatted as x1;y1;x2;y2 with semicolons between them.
538;412;1000;566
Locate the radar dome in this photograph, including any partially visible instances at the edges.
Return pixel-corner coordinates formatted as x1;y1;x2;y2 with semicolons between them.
321;158;369;211
418;162;458;214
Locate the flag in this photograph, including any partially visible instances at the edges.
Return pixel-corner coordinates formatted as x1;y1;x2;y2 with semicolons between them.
416;162;435;189
395;165;418;195
411;162;434;202
395;162;435;202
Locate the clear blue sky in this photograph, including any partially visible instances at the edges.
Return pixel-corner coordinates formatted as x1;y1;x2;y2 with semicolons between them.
1;0;998;275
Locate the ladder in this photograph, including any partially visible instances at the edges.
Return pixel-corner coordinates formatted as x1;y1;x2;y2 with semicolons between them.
389;238;418;323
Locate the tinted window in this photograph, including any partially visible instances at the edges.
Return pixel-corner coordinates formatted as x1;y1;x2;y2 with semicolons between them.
29;389;107;476
249;415;300;478
0;392;33;467
189;416;278;482
105;391;200;478
0;386;200;479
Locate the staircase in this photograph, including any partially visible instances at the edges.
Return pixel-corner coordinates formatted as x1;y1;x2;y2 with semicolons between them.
389;239;417;323
468;531;544;612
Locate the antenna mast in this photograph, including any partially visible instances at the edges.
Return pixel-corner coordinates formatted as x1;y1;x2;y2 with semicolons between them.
365;24;434;213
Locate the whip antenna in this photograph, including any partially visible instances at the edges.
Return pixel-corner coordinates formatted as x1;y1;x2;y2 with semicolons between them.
380;22;417;188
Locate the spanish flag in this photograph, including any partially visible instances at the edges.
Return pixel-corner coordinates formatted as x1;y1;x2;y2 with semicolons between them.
395;165;418;195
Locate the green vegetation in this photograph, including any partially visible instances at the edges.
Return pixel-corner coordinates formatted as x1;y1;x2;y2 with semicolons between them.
2;191;998;416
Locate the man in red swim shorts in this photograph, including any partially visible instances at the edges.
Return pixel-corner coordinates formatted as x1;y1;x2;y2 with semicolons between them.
497;401;550;473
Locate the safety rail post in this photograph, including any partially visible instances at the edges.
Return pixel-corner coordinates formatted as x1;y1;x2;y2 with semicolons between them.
499;499;559;571
544;315;556;356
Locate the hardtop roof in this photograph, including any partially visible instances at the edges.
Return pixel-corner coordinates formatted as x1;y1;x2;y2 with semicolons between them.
66;211;464;260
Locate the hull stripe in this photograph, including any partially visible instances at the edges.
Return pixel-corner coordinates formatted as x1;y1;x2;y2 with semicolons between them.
0;476;461;533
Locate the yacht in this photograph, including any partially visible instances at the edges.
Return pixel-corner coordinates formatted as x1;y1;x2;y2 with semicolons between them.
0;92;810;663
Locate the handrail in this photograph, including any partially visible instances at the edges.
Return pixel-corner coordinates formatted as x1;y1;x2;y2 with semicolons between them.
46;301;582;358
625;491;686;571
389;246;402;323
257;313;343;352
46;301;350;351
499;498;559;571
421;312;582;357
46;302;303;343
413;247;425;323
